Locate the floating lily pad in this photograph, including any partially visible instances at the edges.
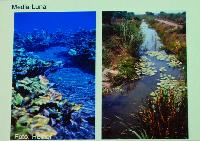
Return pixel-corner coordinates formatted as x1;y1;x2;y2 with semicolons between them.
146;51;182;68
135;56;157;76
30;115;49;129
28;106;40;113
12;92;23;106
31;95;51;106
12;108;28;118
150;73;187;104
30;125;57;138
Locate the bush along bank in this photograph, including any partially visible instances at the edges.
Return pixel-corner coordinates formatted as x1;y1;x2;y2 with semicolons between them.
102;12;143;95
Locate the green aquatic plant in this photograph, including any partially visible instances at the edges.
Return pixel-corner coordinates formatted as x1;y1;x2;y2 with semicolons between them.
146;51;168;61
31;95;51;106
135;56;157;76
146;51;182;68
11;75;82;139
138;73;188;138
12;114;57;138
118;57;137;80
16;76;49;96
128;129;150;139
12;90;23;106
28;106;40;113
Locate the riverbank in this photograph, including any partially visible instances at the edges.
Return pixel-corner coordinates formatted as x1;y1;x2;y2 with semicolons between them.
102;12;143;95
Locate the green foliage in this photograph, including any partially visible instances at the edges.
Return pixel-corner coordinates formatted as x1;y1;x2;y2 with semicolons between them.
138;74;188;138
129;129;150;139
108;22;143;56
126;23;143;56
158;11;186;25
149;20;186;67
11;75;81;139
12;91;23;106
31;95;50;106
145;12;154;16
113;57;136;85
16;77;49;96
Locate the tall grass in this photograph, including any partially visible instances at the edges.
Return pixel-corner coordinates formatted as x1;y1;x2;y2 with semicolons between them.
138;87;188;138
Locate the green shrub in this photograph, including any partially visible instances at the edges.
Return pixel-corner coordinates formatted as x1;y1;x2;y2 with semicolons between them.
118;57;136;80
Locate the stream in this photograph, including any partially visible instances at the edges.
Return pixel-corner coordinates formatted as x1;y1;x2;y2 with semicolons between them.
33;46;95;139
102;21;183;139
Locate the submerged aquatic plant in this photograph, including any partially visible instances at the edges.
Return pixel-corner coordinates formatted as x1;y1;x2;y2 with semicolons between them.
11;76;82;140
67;29;96;61
13;48;62;82
14;28;95;64
13;26;96;139
135;56;157;76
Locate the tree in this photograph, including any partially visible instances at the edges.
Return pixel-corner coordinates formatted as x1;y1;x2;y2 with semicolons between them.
145;12;154;16
102;11;115;25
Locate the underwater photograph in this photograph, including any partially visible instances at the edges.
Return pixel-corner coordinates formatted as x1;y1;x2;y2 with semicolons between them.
102;11;187;139
11;12;96;140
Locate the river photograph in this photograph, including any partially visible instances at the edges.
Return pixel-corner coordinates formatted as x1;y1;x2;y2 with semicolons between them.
102;11;187;139
11;12;95;140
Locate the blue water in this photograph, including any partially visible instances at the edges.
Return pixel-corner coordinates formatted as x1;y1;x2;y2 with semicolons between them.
14;12;96;33
14;12;96;139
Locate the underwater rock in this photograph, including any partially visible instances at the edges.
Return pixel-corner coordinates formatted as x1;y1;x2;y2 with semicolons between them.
14;28;95;63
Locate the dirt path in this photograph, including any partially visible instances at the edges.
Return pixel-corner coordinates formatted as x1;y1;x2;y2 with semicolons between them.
155;19;183;28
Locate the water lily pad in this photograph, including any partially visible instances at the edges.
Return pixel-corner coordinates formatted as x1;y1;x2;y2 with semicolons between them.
30;125;57;138
12;108;28;118
12;92;23;106
28;106;40;113
135;56;157;77
31;95;51;106
30;115;49;129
